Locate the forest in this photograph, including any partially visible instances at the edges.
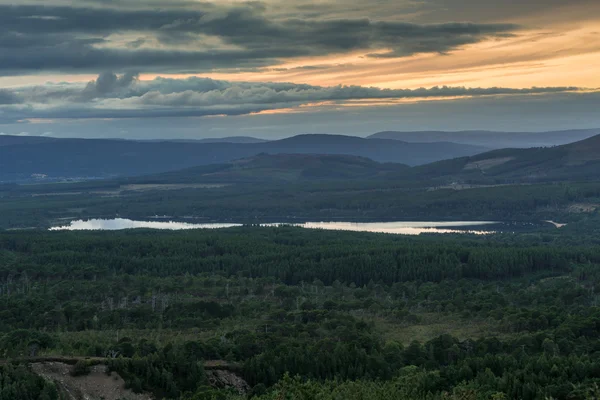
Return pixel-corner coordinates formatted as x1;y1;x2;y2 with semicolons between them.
2;0;600;398
1;179;600;230
2;137;600;231
1;225;600;399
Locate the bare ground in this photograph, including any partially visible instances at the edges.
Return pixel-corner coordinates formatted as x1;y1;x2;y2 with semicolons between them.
31;362;152;400
119;183;229;192
567;203;599;213
464;157;514;171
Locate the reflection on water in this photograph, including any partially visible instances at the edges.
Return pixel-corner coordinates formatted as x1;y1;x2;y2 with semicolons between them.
50;219;240;231
50;218;496;235
270;221;495;235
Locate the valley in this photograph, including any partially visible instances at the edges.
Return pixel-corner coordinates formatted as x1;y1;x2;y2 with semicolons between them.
3;0;600;397
1;131;600;400
2;134;600;230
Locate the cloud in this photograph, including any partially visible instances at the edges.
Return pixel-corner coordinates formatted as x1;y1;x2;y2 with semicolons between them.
410;0;600;24
82;71;140;99
0;4;520;75
0;73;588;123
128;80;581;107
1;90;599;140
0;90;21;105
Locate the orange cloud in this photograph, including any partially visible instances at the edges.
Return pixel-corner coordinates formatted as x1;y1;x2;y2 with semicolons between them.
140;21;600;93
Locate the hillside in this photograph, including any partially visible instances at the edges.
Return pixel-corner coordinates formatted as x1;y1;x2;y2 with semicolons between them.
125;135;600;186
413;134;600;183
3;228;600;399
260;135;487;166
0;135;57;147
0;134;485;182
141;136;269;144
369;129;600;148
195;136;269;144
2;141;600;229
133;153;409;184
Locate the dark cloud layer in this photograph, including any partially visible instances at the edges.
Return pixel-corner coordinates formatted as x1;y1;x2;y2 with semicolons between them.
415;0;600;23
0;73;584;123
2;91;599;140
0;0;595;138
0;4;519;75
0;90;21;105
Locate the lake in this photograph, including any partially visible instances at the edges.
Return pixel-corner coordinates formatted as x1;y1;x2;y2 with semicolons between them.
50;218;497;235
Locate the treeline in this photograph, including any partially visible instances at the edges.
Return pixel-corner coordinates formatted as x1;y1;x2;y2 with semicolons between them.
0;364;61;400
0;227;595;285
1;180;600;229
0;228;599;398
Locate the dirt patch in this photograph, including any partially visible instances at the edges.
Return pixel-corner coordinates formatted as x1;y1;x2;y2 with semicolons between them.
376;314;504;345
568;203;599;213
88;184;230;197
32;192;83;197
29;184;229;199
121;184;229;192
429;183;513;191
31;362;152;400
464;157;514;171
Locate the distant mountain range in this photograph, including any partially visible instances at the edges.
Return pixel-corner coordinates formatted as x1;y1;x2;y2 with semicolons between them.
0;135;56;147
0;134;486;182
135;134;600;186
3;130;599;184
369;129;600;148
140;136;269;144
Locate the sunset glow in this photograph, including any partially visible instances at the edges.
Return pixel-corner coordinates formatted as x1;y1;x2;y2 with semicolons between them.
0;0;598;138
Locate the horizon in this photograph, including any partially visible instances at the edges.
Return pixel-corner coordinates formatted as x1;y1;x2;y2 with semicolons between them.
3;2;600;398
2;128;600;142
0;0;599;139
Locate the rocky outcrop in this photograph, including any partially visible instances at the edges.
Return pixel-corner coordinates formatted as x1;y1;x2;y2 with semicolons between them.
206;369;250;395
31;362;152;400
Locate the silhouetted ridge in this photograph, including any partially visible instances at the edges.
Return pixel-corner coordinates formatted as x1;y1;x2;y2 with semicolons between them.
0;134;485;182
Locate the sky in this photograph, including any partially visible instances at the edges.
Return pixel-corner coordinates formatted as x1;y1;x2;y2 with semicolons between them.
0;0;599;139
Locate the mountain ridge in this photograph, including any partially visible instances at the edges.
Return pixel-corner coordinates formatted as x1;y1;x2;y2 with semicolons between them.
0;134;486;182
139;136;269;144
412;133;600;183
369;129;600;148
121;134;600;187
135;153;410;184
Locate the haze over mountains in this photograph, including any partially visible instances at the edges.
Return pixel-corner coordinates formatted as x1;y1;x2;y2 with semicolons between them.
134;134;600;186
369;129;600;148
411;134;600;184
141;137;269;144
0;134;485;182
2;129;599;184
136;153;410;184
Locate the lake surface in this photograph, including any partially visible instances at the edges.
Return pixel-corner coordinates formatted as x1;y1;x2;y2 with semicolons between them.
50;218;496;235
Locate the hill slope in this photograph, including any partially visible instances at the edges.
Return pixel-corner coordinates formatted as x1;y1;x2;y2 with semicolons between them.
134;153;410;184
369;129;600;148
260;135;486;166
141;136;269;144
0;135;57;147
0;134;485;182
413;134;600;183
